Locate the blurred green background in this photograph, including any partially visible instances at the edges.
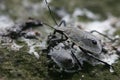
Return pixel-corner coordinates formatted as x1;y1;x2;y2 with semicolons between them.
0;0;120;20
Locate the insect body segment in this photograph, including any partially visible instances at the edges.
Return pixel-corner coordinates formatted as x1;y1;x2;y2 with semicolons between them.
48;41;82;72
43;0;118;73
53;26;102;54
49;47;75;69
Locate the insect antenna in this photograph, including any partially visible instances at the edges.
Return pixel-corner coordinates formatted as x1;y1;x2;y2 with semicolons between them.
44;0;58;26
43;22;56;30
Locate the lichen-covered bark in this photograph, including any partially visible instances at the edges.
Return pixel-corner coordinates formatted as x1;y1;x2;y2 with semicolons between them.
0;0;120;80
0;40;120;80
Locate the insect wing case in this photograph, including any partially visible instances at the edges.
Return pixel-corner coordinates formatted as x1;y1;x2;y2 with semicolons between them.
62;27;102;54
49;48;75;69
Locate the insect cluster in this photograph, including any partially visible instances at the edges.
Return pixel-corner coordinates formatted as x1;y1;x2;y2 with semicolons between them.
44;23;120;73
41;0;120;73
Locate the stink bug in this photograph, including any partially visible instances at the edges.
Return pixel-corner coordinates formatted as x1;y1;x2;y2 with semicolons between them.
43;0;119;71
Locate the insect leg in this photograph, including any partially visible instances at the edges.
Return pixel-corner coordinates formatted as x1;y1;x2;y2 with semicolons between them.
71;43;75;48
88;53;112;66
112;46;120;56
79;47;113;68
102;47;108;53
71;50;83;69
49;37;67;44
47;35;67;52
52;29;68;41
58;20;66;27
90;30;119;42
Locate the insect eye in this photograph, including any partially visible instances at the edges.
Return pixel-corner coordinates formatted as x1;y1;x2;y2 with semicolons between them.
91;39;97;45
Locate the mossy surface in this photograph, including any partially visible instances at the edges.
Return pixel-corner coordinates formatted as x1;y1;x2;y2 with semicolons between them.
0;43;48;80
0;41;120;80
